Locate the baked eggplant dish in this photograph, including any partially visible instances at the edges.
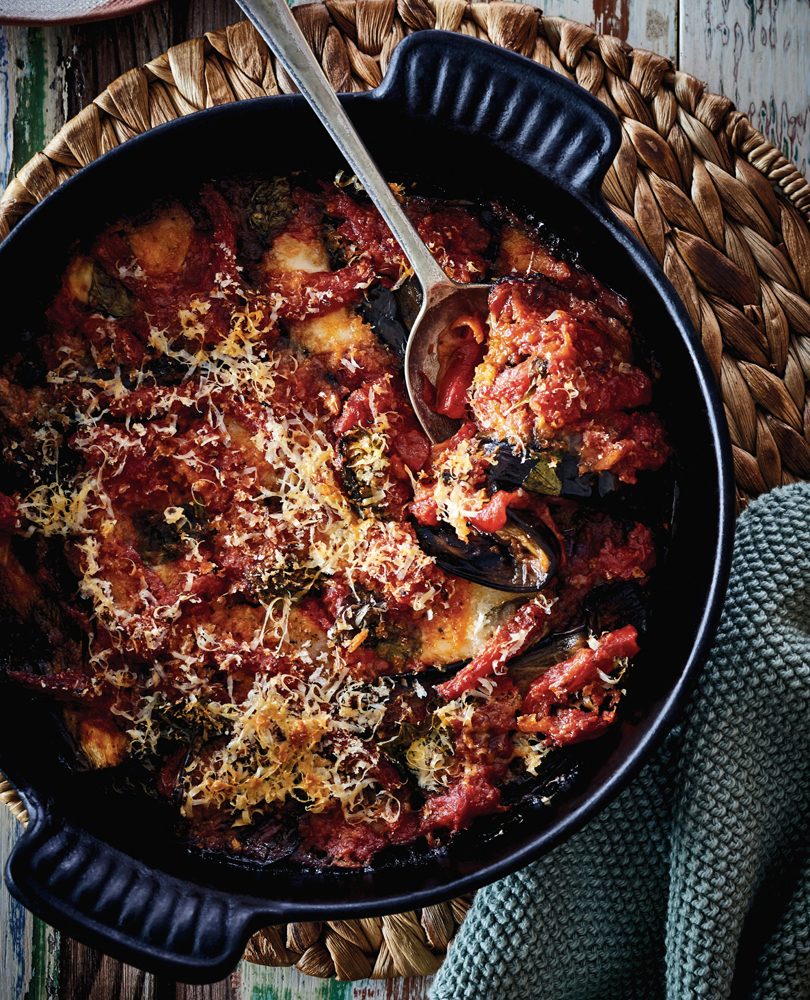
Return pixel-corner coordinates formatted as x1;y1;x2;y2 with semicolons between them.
0;176;671;868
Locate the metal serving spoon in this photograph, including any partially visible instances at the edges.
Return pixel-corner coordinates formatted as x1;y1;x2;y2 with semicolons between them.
236;0;558;594
236;0;490;444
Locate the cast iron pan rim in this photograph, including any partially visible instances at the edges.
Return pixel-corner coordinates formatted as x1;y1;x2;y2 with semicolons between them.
0;52;735;923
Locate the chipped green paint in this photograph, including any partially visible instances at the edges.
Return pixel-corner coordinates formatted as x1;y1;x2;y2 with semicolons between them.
743;0;757;32
24;918;59;1000
249;975;353;1000
11;28;49;178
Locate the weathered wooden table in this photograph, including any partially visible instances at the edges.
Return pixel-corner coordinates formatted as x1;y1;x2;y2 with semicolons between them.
0;0;807;996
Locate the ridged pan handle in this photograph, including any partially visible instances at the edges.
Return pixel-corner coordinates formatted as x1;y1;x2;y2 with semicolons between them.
5;804;257;983
375;30;621;204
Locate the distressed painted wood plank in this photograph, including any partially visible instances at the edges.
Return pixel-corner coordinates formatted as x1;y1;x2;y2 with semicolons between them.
680;0;810;178
237;962;433;999
0;809;61;1000
48;6;171;122
0;25;65;187
54;0;236;123
171;0;239;43
26;917;61;1000
57;938;156;999
177;974;240;1000
540;0;678;60
0;809;34;1000
0;1;239;183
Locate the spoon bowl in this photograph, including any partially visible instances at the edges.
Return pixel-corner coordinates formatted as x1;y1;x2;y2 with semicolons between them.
234;0;496;443
403;281;491;442
234;0;538;581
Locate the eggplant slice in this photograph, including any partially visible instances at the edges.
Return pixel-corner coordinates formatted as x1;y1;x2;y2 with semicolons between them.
484;441;618;500
414;508;558;592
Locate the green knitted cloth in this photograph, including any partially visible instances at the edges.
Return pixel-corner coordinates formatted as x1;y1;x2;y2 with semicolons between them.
431;483;810;1000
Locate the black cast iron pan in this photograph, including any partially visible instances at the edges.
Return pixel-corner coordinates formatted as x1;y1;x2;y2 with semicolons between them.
0;31;734;982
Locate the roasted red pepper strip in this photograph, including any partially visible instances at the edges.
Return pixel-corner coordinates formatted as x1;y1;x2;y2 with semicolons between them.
467;489;529;534
433;315;486;419
438;521;654;701
437;597;557;701
517;624;639;745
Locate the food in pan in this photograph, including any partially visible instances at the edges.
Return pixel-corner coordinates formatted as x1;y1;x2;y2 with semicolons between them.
0;176;670;867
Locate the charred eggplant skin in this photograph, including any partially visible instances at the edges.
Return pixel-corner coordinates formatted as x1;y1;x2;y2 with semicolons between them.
360;283;419;357
413;509;558;593
485;441;618;500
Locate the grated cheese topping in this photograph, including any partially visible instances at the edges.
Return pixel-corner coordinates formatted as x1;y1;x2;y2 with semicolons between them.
7;215;456;833
0;183;651;864
427;433;497;541
182;670;402;826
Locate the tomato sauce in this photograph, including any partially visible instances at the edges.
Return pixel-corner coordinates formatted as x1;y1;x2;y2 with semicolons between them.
0;175;671;869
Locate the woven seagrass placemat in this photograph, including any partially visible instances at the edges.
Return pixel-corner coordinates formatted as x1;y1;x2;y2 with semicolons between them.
1;0;810;981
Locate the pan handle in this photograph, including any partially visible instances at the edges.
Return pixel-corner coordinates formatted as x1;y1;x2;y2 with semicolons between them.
374;30;621;205
5;803;258;983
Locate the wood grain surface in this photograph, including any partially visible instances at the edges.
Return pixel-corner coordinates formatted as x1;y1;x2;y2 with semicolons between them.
0;0;807;997
681;0;809;178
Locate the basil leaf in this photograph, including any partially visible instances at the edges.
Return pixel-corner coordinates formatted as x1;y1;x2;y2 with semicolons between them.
88;266;134;318
523;457;562;496
248;177;294;243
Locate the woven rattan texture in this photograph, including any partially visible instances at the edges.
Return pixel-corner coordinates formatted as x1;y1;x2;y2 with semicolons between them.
1;0;810;981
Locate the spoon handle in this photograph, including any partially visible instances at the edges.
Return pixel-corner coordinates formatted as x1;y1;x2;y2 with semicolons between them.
237;0;452;295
